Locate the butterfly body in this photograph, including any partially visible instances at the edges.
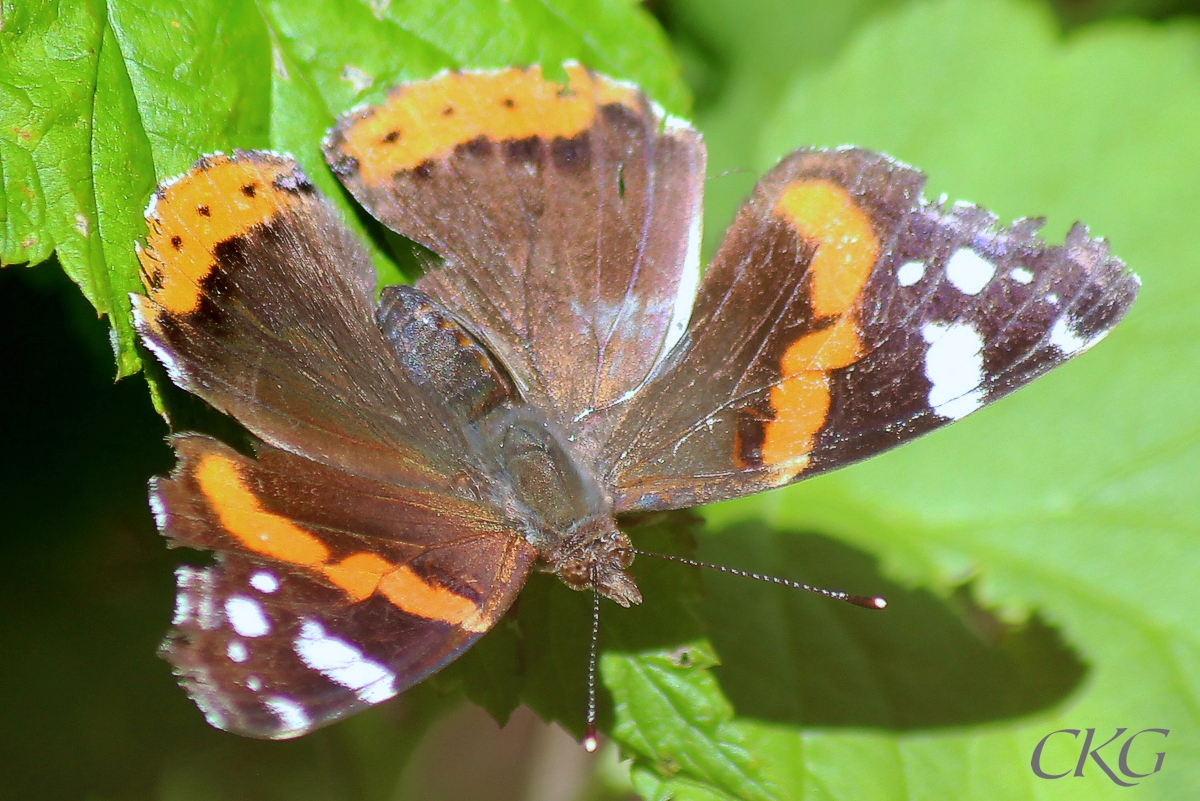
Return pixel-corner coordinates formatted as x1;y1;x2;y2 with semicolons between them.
478;404;640;603
132;65;1138;739
379;281;640;605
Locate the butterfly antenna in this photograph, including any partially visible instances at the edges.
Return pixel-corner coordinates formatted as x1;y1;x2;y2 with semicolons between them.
631;549;887;610
708;166;753;181
583;573;601;753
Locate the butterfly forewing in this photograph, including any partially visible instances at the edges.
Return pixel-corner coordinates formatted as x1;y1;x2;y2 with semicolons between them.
132;151;470;489
323;65;706;433
603;148;1138;511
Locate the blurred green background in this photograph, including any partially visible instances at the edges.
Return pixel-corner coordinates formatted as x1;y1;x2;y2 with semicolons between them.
4;0;1200;799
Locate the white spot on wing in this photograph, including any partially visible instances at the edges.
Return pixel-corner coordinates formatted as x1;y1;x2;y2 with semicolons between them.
945;248;996;295
660;206;703;361
1010;267;1034;284
1049;317;1087;354
1046;293;1059;305
897;261;925;287
265;696;311;734
250;571;280;594
172;592;194;625
148;488;168;530
295;619;397;704
225;595;271;638
177;567;221;630
246;676;262;691
921;322;986;420
227;640;249;663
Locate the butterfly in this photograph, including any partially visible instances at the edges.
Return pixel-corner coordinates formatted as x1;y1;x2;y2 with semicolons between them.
131;63;1138;741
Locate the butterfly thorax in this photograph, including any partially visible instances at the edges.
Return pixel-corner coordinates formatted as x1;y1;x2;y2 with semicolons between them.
481;406;640;607
378;284;640;605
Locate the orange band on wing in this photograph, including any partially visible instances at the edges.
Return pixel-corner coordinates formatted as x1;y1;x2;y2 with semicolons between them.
323;552;392;602
379;565;481;630
779;314;861;374
196;453;331;566
196;453;487;628
334;64;639;185
761;317;862;467
760;376;826;469
773;179;879;317
138;154;304;314
759;181;878;470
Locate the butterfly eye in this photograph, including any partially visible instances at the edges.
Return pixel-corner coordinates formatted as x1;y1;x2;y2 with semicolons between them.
556;559;589;589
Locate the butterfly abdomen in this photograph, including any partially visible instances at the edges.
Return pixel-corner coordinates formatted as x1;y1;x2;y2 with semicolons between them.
377;284;516;422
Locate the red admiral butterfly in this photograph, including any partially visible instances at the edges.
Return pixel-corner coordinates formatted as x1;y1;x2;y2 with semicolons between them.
131;64;1138;743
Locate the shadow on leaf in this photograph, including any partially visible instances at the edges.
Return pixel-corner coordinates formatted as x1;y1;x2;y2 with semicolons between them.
697;519;1088;730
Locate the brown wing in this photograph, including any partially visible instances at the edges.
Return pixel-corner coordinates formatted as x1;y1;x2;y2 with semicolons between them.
603;148;1139;511
157;435;535;739
132;150;470;489
133;152;538;738
322;65;705;434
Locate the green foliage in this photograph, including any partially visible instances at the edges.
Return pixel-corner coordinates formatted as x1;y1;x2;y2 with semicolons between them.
653;0;908;257
608;642;778;801
3;0;1199;799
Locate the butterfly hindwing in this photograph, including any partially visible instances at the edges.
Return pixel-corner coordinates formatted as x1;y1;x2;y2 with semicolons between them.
323;65;706;431
604;148;1139;511
155;434;536;739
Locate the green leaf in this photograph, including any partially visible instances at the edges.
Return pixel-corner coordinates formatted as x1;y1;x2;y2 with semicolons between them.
697;524;1085;731
654;0;909;258
606;643;777;801
0;0;685;377
608;1;1200;799
1048;0;1200;27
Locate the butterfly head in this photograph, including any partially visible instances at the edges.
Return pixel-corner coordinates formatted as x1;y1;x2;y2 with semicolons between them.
547;520;640;607
479;406;641;605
